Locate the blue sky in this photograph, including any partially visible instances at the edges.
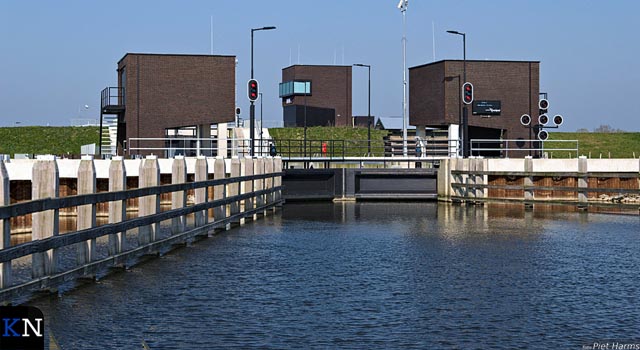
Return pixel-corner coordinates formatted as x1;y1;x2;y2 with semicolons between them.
1;0;639;131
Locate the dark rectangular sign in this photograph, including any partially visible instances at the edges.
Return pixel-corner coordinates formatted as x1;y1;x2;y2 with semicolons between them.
472;100;501;115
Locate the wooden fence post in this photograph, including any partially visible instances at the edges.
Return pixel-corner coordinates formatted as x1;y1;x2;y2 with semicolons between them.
0;161;11;288
171;156;187;234
274;156;282;207
195;156;208;227
254;158;264;216
242;156;254;220
213;157;226;228
265;157;274;213
229;157;241;224
138;156;160;245
578;156;588;209
32;156;59;278
108;157;126;256
76;156;96;266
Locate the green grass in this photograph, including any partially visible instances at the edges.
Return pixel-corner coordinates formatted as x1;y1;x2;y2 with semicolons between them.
0;126;100;157
268;127;389;157
547;132;640;159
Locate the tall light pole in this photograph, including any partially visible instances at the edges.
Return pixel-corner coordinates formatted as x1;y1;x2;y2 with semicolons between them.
259;92;263;154
250;26;276;156
353;63;371;155
398;0;409;157
446;30;467;157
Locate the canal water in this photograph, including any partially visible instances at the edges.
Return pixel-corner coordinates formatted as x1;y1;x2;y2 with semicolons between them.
30;202;639;349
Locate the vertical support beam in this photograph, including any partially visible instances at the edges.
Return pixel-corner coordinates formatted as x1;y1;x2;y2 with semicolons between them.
32;156;59;278
108;157;126;256
76;156;96;266
242;156;254;219
437;158;451;201
171;156;187;234
274;157;282;205
138;156;160;245
217;123;228;158
194;156;208;227
480;157;488;200
254;157;265;216
467;157;476;202
0;161;11;288
264;157;274;214
213;157;227;227
578;156;588;209
229;157;241;223
524;156;534;209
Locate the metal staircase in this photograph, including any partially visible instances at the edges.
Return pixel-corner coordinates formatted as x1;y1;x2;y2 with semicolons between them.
100;87;125;156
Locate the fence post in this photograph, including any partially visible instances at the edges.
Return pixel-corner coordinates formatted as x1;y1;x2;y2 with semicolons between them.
76;156;97;266
242;156;254;222
213;157;226;227
578;156;588;209
0;161;11;288
255;157;265;216
171;156;187;234
32;156;59;278
108;157;126;256
229;157;241;224
138;156;160;245
195;156;208;227
265;157;274;213
274;156;282;206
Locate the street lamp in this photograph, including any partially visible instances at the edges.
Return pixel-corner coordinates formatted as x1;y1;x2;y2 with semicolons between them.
353;63;372;155
250;26;276;156
398;0;409;157
259;92;263;155
446;29;468;157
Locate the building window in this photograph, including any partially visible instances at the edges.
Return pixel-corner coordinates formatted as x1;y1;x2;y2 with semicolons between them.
279;80;311;98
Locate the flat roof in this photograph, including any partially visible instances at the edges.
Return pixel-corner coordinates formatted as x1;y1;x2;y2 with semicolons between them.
118;53;235;65
282;64;352;70
409;59;540;70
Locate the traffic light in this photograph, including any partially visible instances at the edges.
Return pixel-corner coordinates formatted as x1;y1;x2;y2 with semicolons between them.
462;82;473;105
538;114;549;126
537;129;549;141
553;114;563;126
248;79;259;101
539;99;549;115
520;114;531;126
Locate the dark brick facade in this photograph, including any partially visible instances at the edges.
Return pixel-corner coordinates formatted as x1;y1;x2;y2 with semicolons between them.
117;53;236;153
281;65;352;126
409;60;540;142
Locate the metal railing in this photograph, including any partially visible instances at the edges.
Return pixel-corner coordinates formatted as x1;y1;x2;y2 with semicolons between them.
470;139;579;158
100;87;125;109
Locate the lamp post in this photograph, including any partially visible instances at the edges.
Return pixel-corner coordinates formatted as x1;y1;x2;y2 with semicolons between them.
397;0;408;157
250;26;276;156
446;30;467;157
353;63;371;155
259;92;263;155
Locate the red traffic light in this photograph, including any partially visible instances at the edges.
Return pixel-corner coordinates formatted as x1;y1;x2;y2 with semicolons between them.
248;79;259;102
462;82;473;105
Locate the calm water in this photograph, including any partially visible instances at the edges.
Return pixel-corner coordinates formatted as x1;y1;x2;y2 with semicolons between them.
30;202;640;349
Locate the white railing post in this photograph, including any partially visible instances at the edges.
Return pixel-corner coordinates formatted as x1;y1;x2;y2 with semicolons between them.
138;156;160;245
171;156;187;234
76;156;97;266
108;157;126;256
32;156;59;278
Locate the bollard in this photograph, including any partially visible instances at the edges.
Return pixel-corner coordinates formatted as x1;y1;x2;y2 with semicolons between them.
32;156;59;278
194;156;208;227
171;156;187;234
108;157;126;256
0;161;11;288
138;156;160;245
76;156;96;266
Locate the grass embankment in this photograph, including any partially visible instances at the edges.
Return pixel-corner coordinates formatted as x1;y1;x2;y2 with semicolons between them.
547;132;640;159
0;126;100;157
269;127;389;157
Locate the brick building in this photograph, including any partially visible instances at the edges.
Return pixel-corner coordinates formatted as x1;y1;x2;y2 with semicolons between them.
279;65;352;127
409;60;541;156
101;53;236;156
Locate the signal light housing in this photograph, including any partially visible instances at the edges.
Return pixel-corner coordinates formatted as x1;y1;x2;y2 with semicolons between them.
538;129;549;141
520;114;531;126
538;114;549;126
462;82;473;105
553;114;563;126
248;79;259;102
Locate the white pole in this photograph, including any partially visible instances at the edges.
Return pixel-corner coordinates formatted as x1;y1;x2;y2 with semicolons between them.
401;5;408;157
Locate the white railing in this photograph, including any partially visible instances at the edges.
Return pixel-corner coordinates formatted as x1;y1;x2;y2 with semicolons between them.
470;139;579;158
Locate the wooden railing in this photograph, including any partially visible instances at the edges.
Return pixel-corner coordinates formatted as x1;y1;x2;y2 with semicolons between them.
0;156;283;305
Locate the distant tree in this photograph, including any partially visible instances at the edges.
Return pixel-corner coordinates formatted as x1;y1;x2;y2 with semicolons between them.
576;128;589;133
593;124;624;133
